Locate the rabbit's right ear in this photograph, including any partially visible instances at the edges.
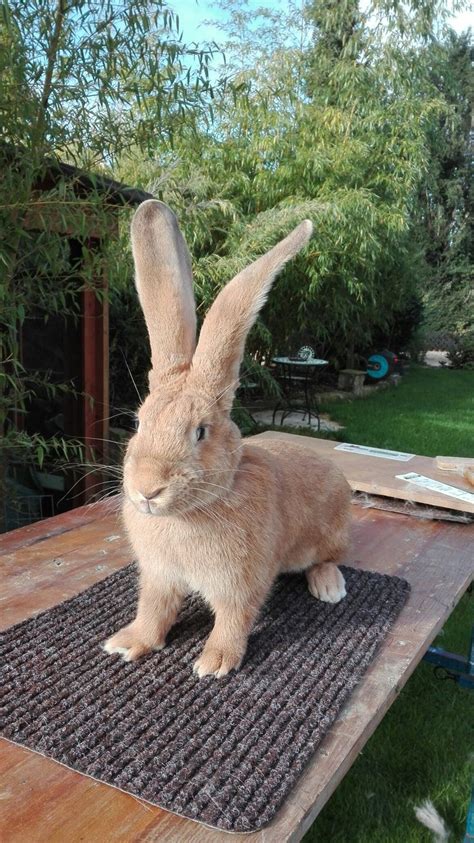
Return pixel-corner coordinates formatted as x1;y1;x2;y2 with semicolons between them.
191;220;313;408
131;200;196;389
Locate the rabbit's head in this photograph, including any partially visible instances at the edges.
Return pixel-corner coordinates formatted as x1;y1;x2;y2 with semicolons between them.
123;200;312;516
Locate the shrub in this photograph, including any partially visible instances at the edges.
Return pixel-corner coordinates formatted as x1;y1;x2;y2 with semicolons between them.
447;332;474;369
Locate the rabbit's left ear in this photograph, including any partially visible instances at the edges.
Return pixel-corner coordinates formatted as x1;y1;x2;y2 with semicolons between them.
131;200;196;390
191;220;313;408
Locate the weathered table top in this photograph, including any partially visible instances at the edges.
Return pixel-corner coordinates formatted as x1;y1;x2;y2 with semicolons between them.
1;438;473;842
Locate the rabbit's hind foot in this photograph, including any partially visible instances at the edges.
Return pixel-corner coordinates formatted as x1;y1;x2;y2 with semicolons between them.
306;562;346;604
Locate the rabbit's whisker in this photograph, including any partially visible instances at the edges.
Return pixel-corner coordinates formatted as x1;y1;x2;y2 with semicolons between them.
199;364;256;415
184;497;220;527
195;481;246;501
197;468;253;476
57;468;107;504
57;465;122;504
90;497;122;511
62;462;123;475
88;490;116;504
196;483;267;506
192;486;222;500
186;495;247;535
192;486;246;507
199;374;242;415
91;490;123;507
223;444;245;456
94;407;138;424
62;468;123;482
63;480;120;504
90;485;123;501
71;436;128;447
194;477;246;496
121;349;143;403
196;481;234;493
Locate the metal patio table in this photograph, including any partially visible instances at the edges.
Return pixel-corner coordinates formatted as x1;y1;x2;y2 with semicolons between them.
272;356;328;429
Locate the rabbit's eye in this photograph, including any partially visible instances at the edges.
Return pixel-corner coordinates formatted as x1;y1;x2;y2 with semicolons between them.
195;425;206;443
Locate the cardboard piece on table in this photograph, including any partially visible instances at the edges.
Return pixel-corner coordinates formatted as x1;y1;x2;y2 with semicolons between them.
250;432;474;515
395;472;474;506
334;443;414;461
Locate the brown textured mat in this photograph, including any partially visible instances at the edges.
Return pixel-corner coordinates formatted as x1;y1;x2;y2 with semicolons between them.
1;564;409;833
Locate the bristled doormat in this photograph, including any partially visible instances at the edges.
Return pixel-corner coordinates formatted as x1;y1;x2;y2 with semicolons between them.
1;564;410;833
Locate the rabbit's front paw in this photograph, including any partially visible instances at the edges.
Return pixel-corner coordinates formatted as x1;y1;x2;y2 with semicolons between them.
307;562;346;603
103;623;163;662
193;644;242;679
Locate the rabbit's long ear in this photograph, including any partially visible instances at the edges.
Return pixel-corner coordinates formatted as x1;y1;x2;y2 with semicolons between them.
191;220;313;408
131;200;196;388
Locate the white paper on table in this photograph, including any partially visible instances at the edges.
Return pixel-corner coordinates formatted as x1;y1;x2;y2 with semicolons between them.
334;443;414;461
396;472;474;505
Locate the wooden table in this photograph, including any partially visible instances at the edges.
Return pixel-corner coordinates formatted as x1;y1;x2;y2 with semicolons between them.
1;438;473;842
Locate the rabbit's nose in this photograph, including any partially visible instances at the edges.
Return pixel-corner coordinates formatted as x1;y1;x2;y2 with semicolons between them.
138;487;165;501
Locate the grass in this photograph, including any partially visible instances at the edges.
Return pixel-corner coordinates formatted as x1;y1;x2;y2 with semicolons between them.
261;366;474;842
318;365;474;458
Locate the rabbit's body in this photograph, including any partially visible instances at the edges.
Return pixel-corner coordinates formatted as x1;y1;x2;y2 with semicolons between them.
248;439;350;574
104;200;351;677
124;440;349;588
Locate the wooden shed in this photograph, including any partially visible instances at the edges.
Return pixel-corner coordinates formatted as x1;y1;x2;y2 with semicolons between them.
15;159;152;515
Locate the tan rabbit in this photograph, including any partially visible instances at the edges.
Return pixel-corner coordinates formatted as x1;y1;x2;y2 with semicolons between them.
104;200;351;678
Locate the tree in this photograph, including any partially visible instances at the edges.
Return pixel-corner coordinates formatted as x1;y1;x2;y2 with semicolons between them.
421;30;473;335
109;0;467;400
0;0;215;526
137;0;447;366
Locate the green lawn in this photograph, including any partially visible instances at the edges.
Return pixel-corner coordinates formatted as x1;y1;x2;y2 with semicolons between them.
283;366;474;842
320;365;474;458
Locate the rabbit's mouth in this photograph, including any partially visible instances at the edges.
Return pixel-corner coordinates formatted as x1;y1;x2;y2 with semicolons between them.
126;473;232;517
128;486;175;516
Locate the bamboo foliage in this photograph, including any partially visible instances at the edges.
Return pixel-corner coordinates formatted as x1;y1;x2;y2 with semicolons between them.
112;1;470;398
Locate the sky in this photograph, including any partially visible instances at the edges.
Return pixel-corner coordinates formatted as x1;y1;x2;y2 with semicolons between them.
171;0;472;46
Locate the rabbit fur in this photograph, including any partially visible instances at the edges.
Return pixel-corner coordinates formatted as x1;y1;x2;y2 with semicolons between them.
104;200;351;678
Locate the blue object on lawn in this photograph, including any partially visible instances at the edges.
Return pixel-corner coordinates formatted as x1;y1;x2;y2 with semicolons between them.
465;786;474;842
423;622;473;841
367;352;392;379
423;624;474;689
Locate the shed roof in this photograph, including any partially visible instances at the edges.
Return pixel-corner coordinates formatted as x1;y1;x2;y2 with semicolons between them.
44;159;154;207
3;144;154;206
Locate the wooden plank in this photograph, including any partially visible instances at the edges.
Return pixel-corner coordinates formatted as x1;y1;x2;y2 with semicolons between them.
0;501;111;555
0;510;126;631
0;742;166;843
82;279;110;502
102;263;110;462
251;432;474;514
1;498;472;841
